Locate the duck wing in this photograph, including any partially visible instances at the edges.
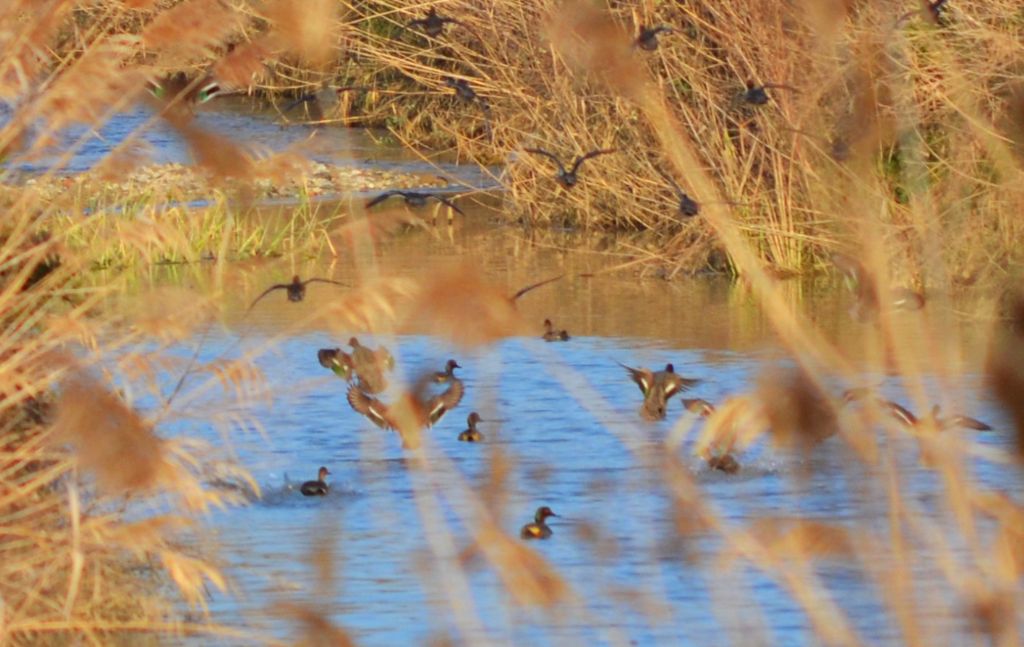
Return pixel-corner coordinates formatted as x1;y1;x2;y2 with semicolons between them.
654;166;686;200
879;400;918;428
660;371;699;398
943;414;993;431
302;277;347;288
618;361;653;396
346;386;391;429
422;378;464;426
246;284;289;312
523;148;567;175
430;195;466;216
510;274;563;301
569;149;616;175
366;191;403;209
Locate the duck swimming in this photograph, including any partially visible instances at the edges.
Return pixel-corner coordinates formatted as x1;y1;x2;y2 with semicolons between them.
300;466;330;496
458;411;484;442
520;506;557;539
247;275;346;311
542;318;570;342
432;359;462;384
523;148;616;189
620;362;700;420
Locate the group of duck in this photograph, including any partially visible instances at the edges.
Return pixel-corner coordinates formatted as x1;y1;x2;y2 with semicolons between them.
302;328;572;538
259;268;991;539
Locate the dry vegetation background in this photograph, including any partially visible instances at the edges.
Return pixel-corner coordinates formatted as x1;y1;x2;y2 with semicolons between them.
0;0;1023;644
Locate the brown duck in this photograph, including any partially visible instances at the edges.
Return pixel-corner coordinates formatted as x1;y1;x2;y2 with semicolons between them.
348;337;395;394
458;411;484;442
681;398;716;417
542;319;570;342
620;362;700;420
432;359;462;384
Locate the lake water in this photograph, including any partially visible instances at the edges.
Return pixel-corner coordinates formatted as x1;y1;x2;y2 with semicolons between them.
5;96;493;192
71;103;1018;646
113;210;1017;647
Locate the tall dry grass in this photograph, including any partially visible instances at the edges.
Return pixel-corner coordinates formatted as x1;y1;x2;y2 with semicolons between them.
1;0;1023;645
314;0;1024;279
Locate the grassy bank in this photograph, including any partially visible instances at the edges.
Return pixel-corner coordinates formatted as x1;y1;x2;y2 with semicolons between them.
27;0;1023;281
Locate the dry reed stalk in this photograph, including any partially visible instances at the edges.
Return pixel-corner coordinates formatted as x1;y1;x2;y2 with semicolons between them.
51;371;165;493
140;0;241;55
263;0;340;70
407;265;530;347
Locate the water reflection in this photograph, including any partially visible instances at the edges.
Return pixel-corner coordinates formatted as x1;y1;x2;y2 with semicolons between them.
121;208;1014;646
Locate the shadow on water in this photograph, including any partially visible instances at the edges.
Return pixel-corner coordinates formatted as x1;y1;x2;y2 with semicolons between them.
109;187;1015;646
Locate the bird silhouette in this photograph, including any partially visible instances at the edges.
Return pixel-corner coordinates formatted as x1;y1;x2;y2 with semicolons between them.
634;25;673;51
524;148;616;189
741;81;796;106
408;7;464;37
654;167;700;217
443;77;486;106
443;77;492;137
898;0;950;25
247;275;346;311
365;190;465;216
